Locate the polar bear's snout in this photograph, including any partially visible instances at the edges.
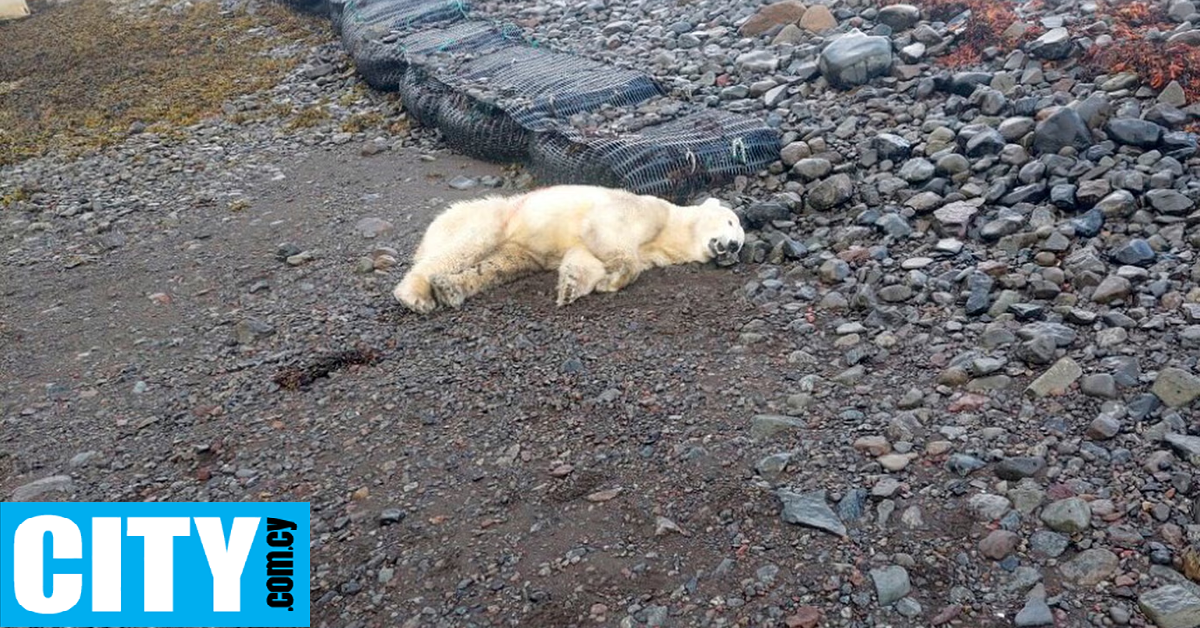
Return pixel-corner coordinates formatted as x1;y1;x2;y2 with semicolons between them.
708;236;743;257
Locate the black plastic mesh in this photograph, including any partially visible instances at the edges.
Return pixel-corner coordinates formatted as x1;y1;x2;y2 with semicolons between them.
328;0;347;32
435;90;531;161
284;0;783;196
276;0;328;15
450;47;665;132
529;111;782;203
400;46;664;164
347;39;407;90
336;0;471;80
339;0;469;34
349;21;517;91
398;66;451;127
399;20;518;57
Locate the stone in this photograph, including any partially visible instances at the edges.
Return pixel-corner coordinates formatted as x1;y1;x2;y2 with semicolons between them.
1040;497;1090;533
995;456;1045;480
1076;93;1113;129
1000;116;1036;141
778;489;847;537
1139;585;1200;628
965;128;1006;157
1096;189;1137;217
1146;103;1188;128
448;176;477;190
876;4;920;31
1168;29;1200;45
870;565;911;606
1032;107;1093;155
741;201;792;229
1026;357;1082;398
872;477;903;498
806;174;854;210
1088;414;1122;440
853;436;891;456
1170;0;1198;21
12;475;74;501
751;415;806;440
946;71;989;96
785;606;823;628
1146;189;1194;214
979;530;1020;560
780;141;810;166
756;453;794;480
740;1;808;36
899;42;926;63
234;318;275;345
1092;275;1131;304
773;24;806;45
818;29;893;89
793;157;832;180
1030;530;1069;557
1015;594;1054;627
1160;80;1188;107
1028;27;1073;60
898;157;935;183
1059;548;1119;586
1165;433;1200;466
1070;209;1105;238
879;453;914;471
1153;368;1200;407
736;50;780;73
1111;239;1155;266
933;201;980;234
1106;118;1165;148
969;493;1012;521
871;133;912;161
355;217;394;238
947;454;987;476
799;4;836;32
1080;374;1117;399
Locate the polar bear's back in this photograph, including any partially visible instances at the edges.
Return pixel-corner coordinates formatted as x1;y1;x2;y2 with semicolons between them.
505;185;666;256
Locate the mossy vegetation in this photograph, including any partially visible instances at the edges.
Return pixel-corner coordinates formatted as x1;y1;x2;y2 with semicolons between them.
0;0;328;166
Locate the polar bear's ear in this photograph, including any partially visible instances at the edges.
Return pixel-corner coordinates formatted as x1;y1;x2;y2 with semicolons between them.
699;197;724;210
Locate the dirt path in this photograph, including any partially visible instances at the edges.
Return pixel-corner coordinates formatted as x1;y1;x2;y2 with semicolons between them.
6;145;946;627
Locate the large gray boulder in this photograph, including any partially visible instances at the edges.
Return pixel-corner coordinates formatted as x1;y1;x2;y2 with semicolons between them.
819;29;893;89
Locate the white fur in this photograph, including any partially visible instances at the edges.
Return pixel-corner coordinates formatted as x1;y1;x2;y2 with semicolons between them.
393;184;744;313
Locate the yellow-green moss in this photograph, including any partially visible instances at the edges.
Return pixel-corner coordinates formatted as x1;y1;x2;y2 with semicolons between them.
0;0;328;166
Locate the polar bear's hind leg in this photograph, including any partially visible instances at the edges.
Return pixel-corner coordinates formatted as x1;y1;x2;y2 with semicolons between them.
393;198;507;313
432;242;543;308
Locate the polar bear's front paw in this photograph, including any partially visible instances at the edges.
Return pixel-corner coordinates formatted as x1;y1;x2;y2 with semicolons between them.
429;275;466;309
556;276;580;307
595;272;623;293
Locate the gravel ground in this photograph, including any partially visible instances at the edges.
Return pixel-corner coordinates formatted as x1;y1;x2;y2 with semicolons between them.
5;0;1200;626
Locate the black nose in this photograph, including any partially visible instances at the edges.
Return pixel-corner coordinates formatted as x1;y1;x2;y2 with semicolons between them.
730;241;742;253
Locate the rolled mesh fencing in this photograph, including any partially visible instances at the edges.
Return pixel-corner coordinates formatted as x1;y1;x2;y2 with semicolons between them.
290;0;782;201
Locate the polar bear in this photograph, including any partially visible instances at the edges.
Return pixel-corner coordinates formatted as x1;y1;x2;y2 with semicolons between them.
393;184;745;313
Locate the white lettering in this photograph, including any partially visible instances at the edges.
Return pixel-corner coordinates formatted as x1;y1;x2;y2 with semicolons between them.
91;517;122;612
126;517;190;612
13;515;82;614
194;517;259;612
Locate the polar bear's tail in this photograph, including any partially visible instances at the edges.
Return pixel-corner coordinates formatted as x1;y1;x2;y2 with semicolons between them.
393;196;511;313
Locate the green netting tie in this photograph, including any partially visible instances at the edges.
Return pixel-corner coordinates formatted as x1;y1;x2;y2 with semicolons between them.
730;137;748;164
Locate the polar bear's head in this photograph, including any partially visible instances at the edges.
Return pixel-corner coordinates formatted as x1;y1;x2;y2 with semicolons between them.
691;198;745;263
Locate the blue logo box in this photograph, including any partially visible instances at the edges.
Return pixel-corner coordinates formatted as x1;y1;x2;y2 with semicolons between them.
0;501;310;627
